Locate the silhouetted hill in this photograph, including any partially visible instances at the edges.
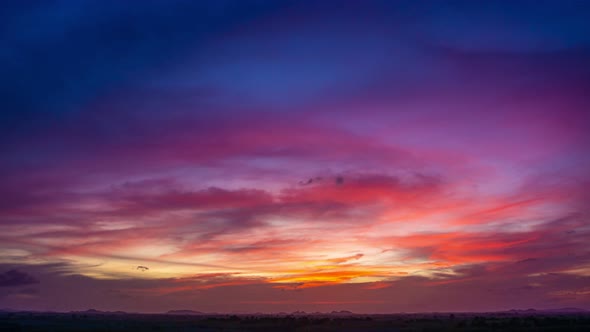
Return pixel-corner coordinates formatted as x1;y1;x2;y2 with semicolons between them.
166;310;204;315
70;309;128;315
506;308;588;314
330;310;354;315
548;308;587;313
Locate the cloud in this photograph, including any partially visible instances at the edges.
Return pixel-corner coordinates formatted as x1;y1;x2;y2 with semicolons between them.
0;270;39;287
328;254;364;264
0;0;589;313
1;261;588;313
112;186;274;216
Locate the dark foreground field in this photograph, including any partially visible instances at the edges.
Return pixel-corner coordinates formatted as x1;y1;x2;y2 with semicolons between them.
1;311;589;332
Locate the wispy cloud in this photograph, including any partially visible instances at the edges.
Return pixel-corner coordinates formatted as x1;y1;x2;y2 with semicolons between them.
1;0;589;312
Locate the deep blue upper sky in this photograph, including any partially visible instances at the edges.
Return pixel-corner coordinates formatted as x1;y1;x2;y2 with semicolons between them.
2;0;589;123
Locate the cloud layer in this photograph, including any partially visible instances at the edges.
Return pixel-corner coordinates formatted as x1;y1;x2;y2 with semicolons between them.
1;0;589;312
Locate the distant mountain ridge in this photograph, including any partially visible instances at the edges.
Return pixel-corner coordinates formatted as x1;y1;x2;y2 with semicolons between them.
331;310;354;315
507;308;587;313
1;307;587;315
166;310;205;315
70;309;127;315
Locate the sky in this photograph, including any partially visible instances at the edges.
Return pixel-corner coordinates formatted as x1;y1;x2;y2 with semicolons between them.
0;0;589;313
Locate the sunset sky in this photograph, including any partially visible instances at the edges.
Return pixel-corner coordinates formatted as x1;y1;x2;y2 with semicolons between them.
1;0;589;313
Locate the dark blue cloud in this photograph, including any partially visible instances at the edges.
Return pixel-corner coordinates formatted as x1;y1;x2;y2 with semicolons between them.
0;269;39;287
1;0;589;186
0;0;292;135
2;0;589;131
407;0;590;52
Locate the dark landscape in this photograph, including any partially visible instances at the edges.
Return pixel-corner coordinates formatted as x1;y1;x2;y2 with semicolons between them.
1;309;589;332
1;1;589;331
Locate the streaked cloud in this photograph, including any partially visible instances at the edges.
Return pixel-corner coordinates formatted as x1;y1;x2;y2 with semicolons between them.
1;0;589;312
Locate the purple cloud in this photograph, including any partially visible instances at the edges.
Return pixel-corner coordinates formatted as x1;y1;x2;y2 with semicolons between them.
0;270;39;288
